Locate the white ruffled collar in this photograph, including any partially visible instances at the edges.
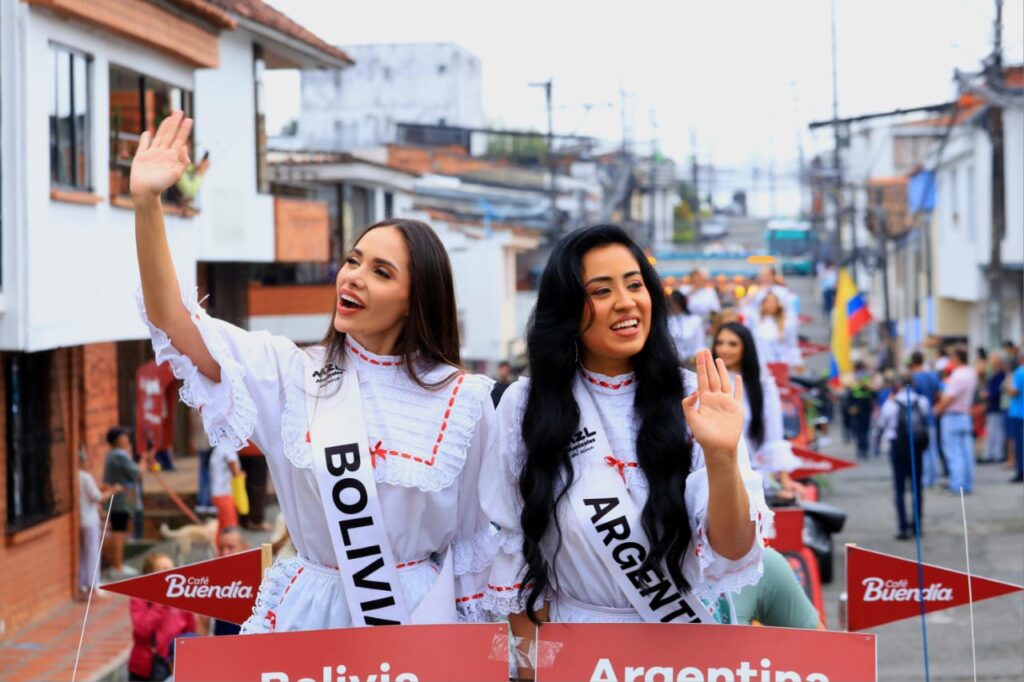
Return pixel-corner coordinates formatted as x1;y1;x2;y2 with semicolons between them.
344;335;406;371
580;366;637;396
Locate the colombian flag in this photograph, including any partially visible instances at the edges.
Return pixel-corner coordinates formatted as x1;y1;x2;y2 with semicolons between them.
829;269;871;386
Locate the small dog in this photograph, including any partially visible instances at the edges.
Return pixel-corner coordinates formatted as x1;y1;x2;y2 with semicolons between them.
159;518;218;564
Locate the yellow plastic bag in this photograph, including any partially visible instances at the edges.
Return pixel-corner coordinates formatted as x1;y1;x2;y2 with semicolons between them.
231;474;249;516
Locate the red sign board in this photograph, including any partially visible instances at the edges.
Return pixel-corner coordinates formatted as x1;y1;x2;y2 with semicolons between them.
765;508;804;553
535;623;876;682
789;445;858;479
135;359;178;453
175;624;509;682
102;548;261;624
846;545;1023;631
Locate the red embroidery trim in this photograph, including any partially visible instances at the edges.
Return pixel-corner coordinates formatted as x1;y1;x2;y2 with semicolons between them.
584;373;635;390
345;340;405;367
604;455;638;483
487;582;533;592
395;558;429;569
456;592;486;603
370;374;465;468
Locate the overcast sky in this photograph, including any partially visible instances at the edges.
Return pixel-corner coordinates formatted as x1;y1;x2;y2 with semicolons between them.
265;0;1024;168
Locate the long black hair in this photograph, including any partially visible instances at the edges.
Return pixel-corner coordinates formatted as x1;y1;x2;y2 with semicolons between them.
712;321;764;446
518;224;695;621
320;218;462;389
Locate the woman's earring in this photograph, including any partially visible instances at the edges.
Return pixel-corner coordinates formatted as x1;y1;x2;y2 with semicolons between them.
574;340;580;365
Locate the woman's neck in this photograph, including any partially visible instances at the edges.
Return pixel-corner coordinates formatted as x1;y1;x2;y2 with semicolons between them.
348;330;401;357
581;351;633;377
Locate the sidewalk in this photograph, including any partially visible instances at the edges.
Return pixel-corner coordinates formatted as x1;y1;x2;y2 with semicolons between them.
0;594;131;682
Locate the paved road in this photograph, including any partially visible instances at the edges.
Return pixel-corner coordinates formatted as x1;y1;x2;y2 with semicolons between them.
719;215;1024;681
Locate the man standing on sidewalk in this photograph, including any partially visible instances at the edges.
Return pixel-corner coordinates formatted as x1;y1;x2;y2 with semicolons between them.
934;348;978;494
909;351;943;487
102;427;141;577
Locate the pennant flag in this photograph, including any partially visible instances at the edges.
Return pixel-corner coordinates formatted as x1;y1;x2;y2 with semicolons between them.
789;445;858;479
846;545;1023;631
102;548;262;624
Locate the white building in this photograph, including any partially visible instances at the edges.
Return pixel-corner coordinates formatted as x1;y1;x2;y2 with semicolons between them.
298;43;484;151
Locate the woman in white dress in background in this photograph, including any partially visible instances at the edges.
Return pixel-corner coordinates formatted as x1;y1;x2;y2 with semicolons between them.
667;290;706;364
131;112;496;633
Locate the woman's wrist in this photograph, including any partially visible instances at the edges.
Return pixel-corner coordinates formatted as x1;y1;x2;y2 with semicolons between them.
132;192;161;211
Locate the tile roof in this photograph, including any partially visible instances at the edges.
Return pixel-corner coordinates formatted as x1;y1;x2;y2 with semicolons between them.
166;0;237;29
206;0;353;64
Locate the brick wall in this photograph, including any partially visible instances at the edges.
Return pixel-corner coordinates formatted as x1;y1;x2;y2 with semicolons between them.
386;144;502;176
0;344;120;638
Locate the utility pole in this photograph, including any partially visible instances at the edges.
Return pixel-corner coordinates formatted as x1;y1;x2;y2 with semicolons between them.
530;79;558;233
987;0;1005;347
690;129;701;245
649;110;659;247
875;191;896;368
830;0;852;279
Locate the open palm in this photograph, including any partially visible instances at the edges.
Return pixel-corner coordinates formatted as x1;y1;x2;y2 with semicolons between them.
129;111;193;200
682;349;745;464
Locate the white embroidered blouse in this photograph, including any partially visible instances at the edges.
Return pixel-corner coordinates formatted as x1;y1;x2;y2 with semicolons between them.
139;291;496;622
481;368;771;620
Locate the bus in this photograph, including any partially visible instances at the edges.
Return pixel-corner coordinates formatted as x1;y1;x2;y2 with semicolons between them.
765;218;817;276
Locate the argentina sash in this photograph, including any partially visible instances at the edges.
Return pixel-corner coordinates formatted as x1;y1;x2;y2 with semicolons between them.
568;375;716;624
304;351;412;626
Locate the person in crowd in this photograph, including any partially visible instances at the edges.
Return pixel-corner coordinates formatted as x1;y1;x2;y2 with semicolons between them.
846;362;875;460
211;529;249;636
192;418;216;515
877;377;931;540
747;292;801;369
78;448;121;599
237;441;270;532
713;321;803;497
103;427;144;578
981;354;1008;463
908;351;944;487
934;348;978;494
819;263;837;319
667;290;705;363
491;360;514;406
129;553;196;681
209;441;243;536
1006;350;1024;483
131;112;495;633
685;269;722;318
717;547;822;628
481;225;768;679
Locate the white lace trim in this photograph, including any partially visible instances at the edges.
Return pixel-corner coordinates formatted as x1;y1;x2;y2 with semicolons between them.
689;498;772;603
456;598;490;624
136;287;257;450
580;367;638;395
280;343;493;494
452;527;501;578
240;556;302;634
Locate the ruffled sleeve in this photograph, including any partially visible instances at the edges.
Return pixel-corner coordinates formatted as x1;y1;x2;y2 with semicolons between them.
683;435;772;604
479;380;537;617
136;288;299;459
451;375;501;622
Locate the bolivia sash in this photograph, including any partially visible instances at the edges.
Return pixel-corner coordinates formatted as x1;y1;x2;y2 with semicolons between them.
568;376;715;624
304;351;457;626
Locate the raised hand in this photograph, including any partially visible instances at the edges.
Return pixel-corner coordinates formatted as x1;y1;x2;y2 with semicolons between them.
130;111;193;202
681;349;745;465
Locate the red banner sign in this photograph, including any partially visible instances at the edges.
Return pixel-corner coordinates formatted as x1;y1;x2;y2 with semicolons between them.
101;548;261;624
846;545;1023;631
765;508;804;553
175;624;508;682
535;623;876;682
789;445;857;479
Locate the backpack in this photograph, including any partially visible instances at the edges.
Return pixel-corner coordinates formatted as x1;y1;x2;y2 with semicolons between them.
896;397;929;451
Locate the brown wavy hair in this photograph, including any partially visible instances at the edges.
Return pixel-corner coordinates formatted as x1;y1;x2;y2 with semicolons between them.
320;218;462;389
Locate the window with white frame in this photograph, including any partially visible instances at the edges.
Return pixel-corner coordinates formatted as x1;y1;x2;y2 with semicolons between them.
49;44;92;191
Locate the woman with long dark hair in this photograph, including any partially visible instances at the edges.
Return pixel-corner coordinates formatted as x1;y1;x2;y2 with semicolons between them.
482;225;769;676
132;113;495;632
667;290;705;363
713;322;803;491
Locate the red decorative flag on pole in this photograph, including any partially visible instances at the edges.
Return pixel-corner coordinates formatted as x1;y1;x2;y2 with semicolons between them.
846;545;1023;631
102;548;262;624
789;445;858;479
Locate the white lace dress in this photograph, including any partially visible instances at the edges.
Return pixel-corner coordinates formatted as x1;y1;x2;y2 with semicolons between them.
739;373;802;476
482;368;771;623
139;292;497;632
